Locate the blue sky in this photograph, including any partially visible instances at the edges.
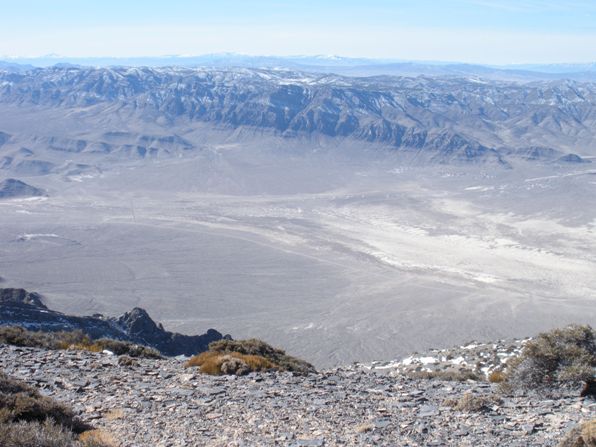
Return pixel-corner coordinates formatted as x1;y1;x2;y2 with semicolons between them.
2;0;596;64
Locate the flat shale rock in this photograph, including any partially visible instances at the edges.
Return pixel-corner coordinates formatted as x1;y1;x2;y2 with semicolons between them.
0;344;593;446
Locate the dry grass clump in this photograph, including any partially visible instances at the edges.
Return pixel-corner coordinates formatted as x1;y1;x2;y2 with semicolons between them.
78;429;119;447
0;421;118;447
356;422;376;433
0;326;161;359
407;368;482;382
186;338;315;375
0;371;86;432
488;370;506;383
0;326;61;349
0;419;81;447
443;392;503;413
501;324;595;393
186;351;277;376
0;371;115;446
557;419;596;447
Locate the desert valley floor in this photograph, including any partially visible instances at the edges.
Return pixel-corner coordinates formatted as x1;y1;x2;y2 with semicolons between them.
1;141;595;367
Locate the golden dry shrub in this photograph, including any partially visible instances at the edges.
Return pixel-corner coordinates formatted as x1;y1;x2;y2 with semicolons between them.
79;429;119;447
488;370;506;383
185;351;277;375
443;392;502;412
205;338;316;375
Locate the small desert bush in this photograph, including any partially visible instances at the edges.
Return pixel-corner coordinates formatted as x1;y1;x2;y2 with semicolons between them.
187;338;315;375
0;326;100;351
407;368;482;382
557;419;596;447
78;429;119;447
0;419;80;447
0;421;117;447
0;371;86;432
0;326;61;349
0;372;114;446
443;392;502;412
186;351;277;376
0;326;161;359
501;324;595;393
488;370;506;383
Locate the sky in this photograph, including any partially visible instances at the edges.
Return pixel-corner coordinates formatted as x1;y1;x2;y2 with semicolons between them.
2;0;596;64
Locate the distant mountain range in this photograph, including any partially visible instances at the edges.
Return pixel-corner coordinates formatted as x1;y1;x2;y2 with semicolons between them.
2;54;596;81
0;65;594;168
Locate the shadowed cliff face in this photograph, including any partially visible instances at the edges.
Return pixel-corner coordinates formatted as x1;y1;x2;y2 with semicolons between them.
0;288;225;356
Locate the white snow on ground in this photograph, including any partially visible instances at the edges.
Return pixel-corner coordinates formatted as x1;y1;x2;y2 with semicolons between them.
418;356;438;365
462;344;478;350
17;233;60;241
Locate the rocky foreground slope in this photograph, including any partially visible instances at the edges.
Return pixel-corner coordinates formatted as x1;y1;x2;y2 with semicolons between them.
1;341;593;447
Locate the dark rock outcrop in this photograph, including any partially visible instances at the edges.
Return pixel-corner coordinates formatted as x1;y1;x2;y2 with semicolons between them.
0;288;225;356
0;288;47;309
114;307;227;356
581;379;596;398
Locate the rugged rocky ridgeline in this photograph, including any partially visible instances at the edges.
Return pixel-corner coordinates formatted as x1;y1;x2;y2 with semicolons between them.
0;288;227;356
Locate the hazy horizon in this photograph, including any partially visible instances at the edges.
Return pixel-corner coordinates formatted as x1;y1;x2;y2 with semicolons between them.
3;0;596;65
2;52;595;71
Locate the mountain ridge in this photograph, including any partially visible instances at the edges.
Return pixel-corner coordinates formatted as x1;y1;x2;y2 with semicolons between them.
2;54;596;81
0;66;594;168
0;288;227;356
